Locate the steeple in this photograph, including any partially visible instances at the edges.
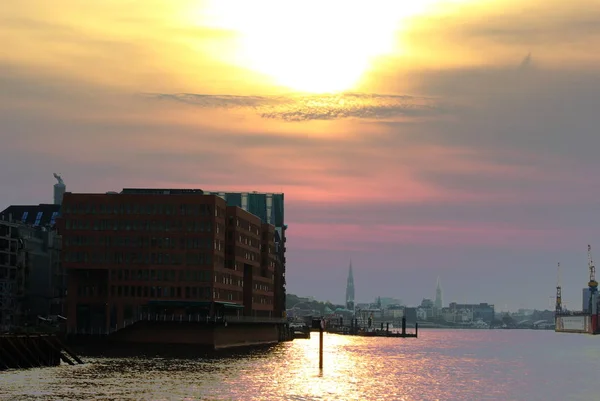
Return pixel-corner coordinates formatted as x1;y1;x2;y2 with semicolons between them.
435;276;443;309
346;260;355;311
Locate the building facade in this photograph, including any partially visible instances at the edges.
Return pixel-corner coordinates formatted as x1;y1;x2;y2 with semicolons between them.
58;189;279;333
204;191;286;317
0;219;64;332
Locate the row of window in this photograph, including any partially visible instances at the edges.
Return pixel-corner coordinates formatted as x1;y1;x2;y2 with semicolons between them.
64;248;262;266
253;282;272;292
230;216;261;236
65;219;220;233
64;235;218;250
64;252;220;266
255;295;273;305
77;284;245;302
111;268;214;283
64;203;225;218
108;268;271;287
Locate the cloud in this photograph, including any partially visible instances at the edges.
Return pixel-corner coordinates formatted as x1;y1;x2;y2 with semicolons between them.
145;92;445;122
3;0;600;309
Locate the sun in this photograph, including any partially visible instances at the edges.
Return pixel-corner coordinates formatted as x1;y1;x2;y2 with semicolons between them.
200;1;441;94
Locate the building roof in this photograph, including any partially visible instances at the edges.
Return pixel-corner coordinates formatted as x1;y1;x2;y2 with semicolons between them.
120;188;205;195
0;204;61;227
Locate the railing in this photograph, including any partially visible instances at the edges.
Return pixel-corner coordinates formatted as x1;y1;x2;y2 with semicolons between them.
67;314;287;335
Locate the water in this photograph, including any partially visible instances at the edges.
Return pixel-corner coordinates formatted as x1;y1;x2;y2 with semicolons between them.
1;330;598;401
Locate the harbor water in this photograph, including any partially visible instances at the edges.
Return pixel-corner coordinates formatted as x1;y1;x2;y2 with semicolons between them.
1;329;598;401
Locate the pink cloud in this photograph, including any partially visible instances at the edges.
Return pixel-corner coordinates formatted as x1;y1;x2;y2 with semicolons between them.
289;221;570;250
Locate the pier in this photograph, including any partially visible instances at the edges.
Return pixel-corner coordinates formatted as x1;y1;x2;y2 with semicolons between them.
327;316;418;338
0;334;84;370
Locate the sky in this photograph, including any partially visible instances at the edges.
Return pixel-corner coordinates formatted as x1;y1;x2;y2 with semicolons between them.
1;0;600;311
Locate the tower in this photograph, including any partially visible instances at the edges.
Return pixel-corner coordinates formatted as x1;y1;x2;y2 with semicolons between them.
435;276;443;309
53;173;66;205
346;261;355;311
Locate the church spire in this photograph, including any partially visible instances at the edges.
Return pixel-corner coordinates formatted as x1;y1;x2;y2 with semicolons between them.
435;276;443;309
346;260;355;311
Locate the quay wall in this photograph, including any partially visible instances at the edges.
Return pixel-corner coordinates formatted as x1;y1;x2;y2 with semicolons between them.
75;321;284;350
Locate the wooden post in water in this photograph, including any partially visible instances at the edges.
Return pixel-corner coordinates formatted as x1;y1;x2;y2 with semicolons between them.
402;316;407;336
319;319;324;370
415;322;418;338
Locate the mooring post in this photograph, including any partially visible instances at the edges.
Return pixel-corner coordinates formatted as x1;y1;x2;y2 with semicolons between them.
415;322;418;338
386;323;390;333
319;318;324;370
402;316;406;336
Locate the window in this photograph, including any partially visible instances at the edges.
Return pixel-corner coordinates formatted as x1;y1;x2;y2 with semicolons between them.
33;211;43;226
49;211;59;225
21;211;29;222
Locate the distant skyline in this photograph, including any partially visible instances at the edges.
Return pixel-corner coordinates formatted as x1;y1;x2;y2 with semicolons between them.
1;0;600;310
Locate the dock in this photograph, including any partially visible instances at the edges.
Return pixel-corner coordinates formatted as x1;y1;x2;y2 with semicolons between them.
0;334;84;370
327;317;418;338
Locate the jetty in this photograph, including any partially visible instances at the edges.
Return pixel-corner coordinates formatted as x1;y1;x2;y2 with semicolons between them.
327;316;418;338
0;334;84;370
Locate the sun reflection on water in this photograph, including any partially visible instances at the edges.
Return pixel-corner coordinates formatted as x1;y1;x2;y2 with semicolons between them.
1;330;599;401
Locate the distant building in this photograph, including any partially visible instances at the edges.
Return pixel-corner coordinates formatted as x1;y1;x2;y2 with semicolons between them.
58;190;280;333
434;277;443;309
53;173;66;205
419;298;434;320
448;302;495;323
421;298;433;308
583;288;591;313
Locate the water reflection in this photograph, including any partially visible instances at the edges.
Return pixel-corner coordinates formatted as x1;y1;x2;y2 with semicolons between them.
1;330;599;401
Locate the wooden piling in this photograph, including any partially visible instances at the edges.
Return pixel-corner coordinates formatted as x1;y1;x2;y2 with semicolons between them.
318;324;324;370
0;334;84;371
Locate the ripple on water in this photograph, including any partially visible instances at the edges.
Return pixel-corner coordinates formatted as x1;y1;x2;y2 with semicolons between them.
0;330;598;401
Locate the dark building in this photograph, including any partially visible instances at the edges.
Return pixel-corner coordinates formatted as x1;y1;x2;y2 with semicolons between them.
0;220;64;332
204;191;286;317
58;189;280;334
1;204;61;227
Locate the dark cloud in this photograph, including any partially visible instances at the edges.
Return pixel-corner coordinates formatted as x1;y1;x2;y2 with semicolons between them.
145;92;445;122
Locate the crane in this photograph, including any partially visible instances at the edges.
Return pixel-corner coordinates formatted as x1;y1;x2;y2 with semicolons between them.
588;245;597;293
587;245;598;315
555;262;562;314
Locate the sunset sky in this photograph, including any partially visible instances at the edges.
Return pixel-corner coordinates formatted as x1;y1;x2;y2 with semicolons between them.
2;0;600;310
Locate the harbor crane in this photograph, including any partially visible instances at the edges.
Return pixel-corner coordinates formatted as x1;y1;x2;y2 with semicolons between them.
555;263;562;314
588;245;598;312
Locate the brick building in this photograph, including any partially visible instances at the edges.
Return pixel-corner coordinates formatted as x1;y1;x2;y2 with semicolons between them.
204;191;286;319
58;189;279;333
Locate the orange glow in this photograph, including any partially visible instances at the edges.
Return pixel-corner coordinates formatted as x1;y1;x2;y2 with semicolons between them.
199;0;448;93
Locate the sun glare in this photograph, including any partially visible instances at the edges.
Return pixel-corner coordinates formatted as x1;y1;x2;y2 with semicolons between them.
200;1;441;94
